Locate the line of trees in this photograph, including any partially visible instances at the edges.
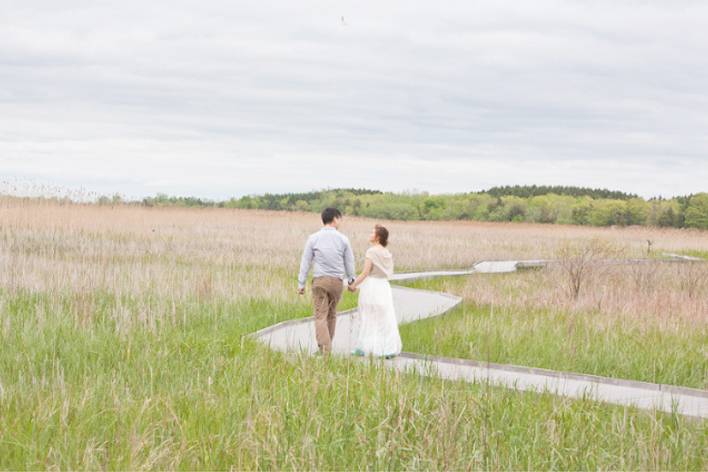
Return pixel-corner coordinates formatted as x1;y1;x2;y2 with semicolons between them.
481;185;638;200
220;188;708;229
95;186;708;229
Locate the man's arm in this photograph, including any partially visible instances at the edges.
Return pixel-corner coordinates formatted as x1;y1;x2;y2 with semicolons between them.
298;236;315;291
343;237;356;284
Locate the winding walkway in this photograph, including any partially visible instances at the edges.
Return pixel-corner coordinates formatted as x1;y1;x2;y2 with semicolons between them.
255;259;707;419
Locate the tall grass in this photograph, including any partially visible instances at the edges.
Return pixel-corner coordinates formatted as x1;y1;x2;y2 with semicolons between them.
0;295;704;469
1;198;706;469
401;262;707;329
399;263;707;388
399;301;707;388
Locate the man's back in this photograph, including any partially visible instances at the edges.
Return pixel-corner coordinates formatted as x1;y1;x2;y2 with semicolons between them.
298;227;355;289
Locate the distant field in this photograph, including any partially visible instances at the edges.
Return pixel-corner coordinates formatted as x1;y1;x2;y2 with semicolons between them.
1;198;706;469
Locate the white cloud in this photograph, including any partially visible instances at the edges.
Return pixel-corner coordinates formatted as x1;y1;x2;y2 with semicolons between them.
1;0;707;199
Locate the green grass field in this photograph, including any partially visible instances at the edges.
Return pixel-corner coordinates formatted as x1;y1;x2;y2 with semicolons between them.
678;249;708;260
1;203;706;469
400;303;707;389
1;284;706;469
398;277;707;389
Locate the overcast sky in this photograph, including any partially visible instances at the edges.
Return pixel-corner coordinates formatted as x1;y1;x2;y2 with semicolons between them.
1;0;707;200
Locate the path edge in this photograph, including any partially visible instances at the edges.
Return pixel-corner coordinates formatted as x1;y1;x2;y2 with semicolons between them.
397;352;708;399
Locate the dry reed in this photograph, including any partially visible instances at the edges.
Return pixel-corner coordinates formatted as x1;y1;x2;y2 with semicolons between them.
1;197;706;331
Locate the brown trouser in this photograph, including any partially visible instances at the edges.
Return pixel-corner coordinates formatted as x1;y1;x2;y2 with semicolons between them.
312;276;344;354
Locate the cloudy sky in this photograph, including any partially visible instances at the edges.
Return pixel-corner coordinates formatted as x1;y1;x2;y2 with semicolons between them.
1;0;707;199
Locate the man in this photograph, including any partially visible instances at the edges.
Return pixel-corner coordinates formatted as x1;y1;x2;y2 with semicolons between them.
298;208;356;355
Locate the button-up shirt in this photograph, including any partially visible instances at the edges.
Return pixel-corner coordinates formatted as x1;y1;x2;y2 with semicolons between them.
298;226;355;289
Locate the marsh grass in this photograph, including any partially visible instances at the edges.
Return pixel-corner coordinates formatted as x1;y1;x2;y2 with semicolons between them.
399;302;707;389
676;248;708;260
1;296;705;469
401;261;707;328
399;264;707;388
1;198;707;469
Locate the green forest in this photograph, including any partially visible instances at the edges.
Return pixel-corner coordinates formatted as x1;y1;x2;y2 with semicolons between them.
133;186;708;229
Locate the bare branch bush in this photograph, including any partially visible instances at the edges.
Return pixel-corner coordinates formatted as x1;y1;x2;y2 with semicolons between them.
555;238;627;301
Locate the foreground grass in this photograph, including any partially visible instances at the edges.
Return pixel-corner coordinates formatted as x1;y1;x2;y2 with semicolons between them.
2;202;706;469
1;290;705;470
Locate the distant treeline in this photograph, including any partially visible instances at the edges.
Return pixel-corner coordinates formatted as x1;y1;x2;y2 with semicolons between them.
105;186;708;229
481;185;638;200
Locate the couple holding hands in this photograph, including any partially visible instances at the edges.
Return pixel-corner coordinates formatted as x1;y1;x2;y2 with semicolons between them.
298;208;402;358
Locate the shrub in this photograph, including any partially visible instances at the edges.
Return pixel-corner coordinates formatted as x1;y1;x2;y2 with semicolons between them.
684;193;708;229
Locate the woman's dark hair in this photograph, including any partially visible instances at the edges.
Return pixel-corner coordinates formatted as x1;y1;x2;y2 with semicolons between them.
375;224;389;247
321;207;342;224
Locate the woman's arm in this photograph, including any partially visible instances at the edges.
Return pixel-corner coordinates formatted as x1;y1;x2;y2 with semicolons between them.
350;257;373;291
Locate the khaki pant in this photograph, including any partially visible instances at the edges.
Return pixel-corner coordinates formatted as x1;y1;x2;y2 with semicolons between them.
312;276;344;353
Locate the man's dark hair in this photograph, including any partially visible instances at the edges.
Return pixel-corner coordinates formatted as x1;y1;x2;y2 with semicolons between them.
321;207;342;225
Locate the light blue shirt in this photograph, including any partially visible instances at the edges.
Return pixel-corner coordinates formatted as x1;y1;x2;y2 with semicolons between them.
298;227;356;289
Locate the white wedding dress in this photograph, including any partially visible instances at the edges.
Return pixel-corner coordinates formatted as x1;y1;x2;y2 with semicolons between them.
353;246;402;357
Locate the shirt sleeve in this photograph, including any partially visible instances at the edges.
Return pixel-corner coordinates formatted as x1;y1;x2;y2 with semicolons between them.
298;236;315;289
343;236;356;282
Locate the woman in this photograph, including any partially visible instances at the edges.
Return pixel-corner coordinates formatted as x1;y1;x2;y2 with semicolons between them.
349;225;402;358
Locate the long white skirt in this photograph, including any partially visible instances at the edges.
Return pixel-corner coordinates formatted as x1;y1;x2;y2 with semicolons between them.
354;277;402;357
